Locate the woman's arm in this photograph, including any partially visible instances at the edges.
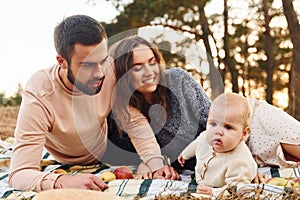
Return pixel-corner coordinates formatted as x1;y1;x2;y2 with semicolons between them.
167;68;211;132
120;106;165;171
248;99;300;167
281;143;300;162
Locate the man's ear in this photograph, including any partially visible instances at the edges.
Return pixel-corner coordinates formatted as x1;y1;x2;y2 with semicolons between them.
56;55;67;69
242;126;250;141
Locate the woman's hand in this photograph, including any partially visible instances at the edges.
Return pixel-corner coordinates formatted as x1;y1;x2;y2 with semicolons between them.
134;162;153;179
54;174;108;190
153;165;181;180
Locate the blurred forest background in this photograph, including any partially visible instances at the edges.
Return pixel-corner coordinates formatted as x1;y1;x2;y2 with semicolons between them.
1;0;300;122
102;0;300;121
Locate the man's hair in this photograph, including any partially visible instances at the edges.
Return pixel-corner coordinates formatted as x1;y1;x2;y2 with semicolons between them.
54;14;107;63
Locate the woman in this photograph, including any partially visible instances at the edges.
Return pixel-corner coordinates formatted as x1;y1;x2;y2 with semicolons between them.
247;98;300;168
107;35;300;181
108;36;211;179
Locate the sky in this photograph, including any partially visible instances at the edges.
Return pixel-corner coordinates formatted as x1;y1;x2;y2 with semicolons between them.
1;0;297;100
0;0;118;97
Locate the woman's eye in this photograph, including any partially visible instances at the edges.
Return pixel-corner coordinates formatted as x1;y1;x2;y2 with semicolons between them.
132;65;143;72
149;59;157;66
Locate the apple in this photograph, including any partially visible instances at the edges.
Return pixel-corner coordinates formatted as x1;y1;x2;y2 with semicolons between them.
113;166;134;179
53;169;68;174
291;177;300;189
99;171;116;182
40;160;56;171
266;177;292;187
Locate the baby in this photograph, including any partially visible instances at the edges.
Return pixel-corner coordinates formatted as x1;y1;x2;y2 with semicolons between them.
178;93;257;197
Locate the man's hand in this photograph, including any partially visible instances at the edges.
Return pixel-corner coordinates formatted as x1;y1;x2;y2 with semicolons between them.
54;174;108;190
152;166;181;180
252;172;269;184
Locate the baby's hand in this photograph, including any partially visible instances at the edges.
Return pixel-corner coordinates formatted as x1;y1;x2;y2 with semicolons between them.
253;172;269;184
177;154;185;167
197;184;212;196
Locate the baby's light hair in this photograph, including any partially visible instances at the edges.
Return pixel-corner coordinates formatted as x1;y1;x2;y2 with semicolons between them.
212;92;251;129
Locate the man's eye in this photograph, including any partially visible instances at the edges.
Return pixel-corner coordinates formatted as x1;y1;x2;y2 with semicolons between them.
80;64;88;68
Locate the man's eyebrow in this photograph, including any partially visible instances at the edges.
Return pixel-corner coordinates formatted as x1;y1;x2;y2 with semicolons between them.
79;61;96;66
100;55;109;64
79;55;109;65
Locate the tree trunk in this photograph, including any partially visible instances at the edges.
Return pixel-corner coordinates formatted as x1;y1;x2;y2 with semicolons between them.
282;0;300;120
199;0;224;99
223;0;239;93
262;0;275;104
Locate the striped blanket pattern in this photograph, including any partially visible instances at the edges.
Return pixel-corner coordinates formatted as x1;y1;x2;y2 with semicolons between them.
0;138;299;199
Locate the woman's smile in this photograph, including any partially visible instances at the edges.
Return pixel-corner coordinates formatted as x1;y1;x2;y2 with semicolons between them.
142;77;156;85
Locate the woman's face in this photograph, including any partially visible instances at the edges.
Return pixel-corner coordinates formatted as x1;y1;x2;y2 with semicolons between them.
130;44;160;99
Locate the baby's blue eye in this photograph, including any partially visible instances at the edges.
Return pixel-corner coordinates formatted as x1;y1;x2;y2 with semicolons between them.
224;125;232;130
210;122;217;127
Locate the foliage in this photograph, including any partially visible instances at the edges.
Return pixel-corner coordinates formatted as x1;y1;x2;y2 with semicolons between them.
0;83;22;107
103;0;300;112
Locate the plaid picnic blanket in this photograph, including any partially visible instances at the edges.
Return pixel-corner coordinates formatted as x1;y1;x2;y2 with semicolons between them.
0;137;299;200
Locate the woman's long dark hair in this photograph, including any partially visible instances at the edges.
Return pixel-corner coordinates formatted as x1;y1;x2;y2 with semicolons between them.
111;36;167;123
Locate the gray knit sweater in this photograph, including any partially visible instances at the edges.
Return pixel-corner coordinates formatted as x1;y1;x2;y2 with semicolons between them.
107;68;211;167
152;68;211;164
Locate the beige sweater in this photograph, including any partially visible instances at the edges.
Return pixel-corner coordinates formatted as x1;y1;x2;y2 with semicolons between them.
8;64;163;191
181;131;257;195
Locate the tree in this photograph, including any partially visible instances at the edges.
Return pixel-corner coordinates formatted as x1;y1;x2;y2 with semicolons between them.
262;0;275;104
11;83;23;106
199;0;224;99
104;0;299;111
282;0;300;120
0;92;5;106
1;83;23;107
105;0;224;97
223;0;238;93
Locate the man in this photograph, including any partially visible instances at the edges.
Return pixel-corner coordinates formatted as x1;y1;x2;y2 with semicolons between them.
9;14;114;191
9;14;178;192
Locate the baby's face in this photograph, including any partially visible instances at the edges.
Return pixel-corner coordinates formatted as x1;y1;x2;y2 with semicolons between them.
205;103;246;153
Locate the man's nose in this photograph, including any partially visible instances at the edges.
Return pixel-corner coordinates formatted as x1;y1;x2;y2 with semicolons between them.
93;64;106;78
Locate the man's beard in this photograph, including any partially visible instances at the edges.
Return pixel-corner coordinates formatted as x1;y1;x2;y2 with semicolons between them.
67;67;105;96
